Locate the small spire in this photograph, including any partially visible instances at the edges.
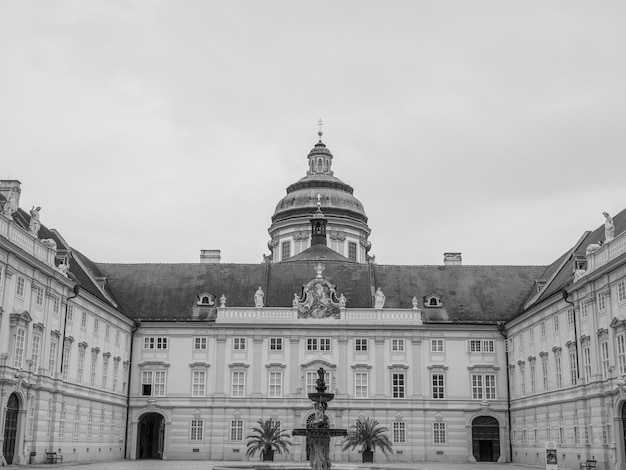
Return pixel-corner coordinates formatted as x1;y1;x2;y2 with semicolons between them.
317;118;323;142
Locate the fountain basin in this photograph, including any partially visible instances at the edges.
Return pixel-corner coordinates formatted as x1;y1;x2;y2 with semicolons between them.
292;428;347;438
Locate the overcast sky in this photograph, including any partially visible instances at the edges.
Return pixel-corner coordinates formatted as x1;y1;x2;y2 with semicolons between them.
1;1;625;266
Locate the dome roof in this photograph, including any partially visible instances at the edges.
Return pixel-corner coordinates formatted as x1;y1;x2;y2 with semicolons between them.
271;139;368;224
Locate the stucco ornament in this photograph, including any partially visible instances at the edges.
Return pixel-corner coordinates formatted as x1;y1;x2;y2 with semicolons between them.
374;287;386;309
254;286;264;308
293;265;341;319
56;261;70;277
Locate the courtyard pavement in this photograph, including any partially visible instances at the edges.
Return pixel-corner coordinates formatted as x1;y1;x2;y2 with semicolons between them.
24;459;542;470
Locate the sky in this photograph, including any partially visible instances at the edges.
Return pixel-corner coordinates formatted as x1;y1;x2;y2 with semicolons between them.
1;1;625;266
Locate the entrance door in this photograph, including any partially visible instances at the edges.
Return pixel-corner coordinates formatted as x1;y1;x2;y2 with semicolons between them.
137;413;165;459
2;394;19;465
472;416;500;462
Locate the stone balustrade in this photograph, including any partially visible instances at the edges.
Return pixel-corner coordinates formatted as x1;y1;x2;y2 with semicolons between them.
586;229;626;274
0;213;56;267
215;307;423;324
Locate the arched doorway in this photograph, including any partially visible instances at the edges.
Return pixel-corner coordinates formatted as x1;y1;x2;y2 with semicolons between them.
136;412;165;459
2;393;20;465
472;416;500;462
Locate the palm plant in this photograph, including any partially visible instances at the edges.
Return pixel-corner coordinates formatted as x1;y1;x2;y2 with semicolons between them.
245;418;292;461
341;417;393;463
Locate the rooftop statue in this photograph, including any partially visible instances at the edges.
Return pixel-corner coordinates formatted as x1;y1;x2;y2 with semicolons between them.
374;287;385;309
29;206;42;236
603;212;615;242
254;286;264;308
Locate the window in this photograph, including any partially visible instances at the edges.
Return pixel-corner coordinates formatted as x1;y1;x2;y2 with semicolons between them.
14;327;26;368
67;304;73;323
31;333;41;370
268;371;282;397
569;350;578;386
618;281;626;303
519;364;526;395
598;293;607;312
554;315;560;332
58;406;66;438
306;370;330;393
468;339;495;353
583;346;591;383
530;361;537;393
99;409;105;438
49;336;58;376
16;275;25;297
46;400;53;437
77;347;86;384
81;312;87;329
194;337;207;350
432;373;445;399
348;242;357;261
89;350;98;387
142;370;166;396
307;337;331;351
354;372;368;398
192;370;206;397
87;408;93;438
393;422;406;443
52;296;60;315
471;373;496;400
34;286;44;306
618;334;626;375
112;360;119;392
115;330;120;346
555;353;563;388
392;373;405;398
102;355;109;389
567;308;575;327
431;339;444;352
269;337;283;351
433;422;446;444
144;337;168;349
233;337;246;350
540;321;546;337
391;339;405;352
542;356;549;391
355;338;368;351
601;340;610;380
105;324;110;342
581;301;588;319
62;341;71;381
281;241;291;261
509;366;516;396
232;371;245;397
230;420;243;441
93;318;99;336
529;328;534;342
191;419;203;441
73;407;81;440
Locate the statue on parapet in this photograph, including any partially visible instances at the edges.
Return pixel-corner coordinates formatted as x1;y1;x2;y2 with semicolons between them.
603;212;615;242
374;287;385;309
29;206;42;236
254;286;264;308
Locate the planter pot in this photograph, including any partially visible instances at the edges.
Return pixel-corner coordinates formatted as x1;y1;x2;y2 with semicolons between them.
262;449;274;461
362;449;374;463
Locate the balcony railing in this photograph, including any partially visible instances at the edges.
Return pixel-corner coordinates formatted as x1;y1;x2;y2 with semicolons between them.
215;307;423;324
586;230;626;274
0;213;56;267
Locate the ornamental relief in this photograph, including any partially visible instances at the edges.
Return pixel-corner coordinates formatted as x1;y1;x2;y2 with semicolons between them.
293;264;342;319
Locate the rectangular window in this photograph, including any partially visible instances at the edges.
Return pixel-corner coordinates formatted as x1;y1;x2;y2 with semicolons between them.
320;338;331;350
115;330;120;346
102;355;109;389
393;422;406;443
194;337;207;350
154;371;166;396
432;373;445;399
16;275;25;297
191;419;203;441
431;339;444;352
354;372;368;398
540;321;546;337
81;312;87;330
87;409;93;438
555;354;563;388
618;334;626;375
90;351;98;387
31;333;41;371
14;327;26;368
392;339;405;352
49;336;58;376
348;242;357;261
509;366;516;396
73;407;81;440
268;371;282;397
472;374;484;399
66;304;73;323
542;356;549;391
232;371;245;397
58;406;66;438
529;327;534;342
306;371;330;393
530;362;536;393
233;337;246;350
269;337;283;350
598;293;607;312
142;370;167;396
567;308;575;326
112;360;119;392
618;281;626;303
520;366;526;395
281;241;291;261
355;338;368;351
144;337;168;349
192;370;206;397
52;296;60;315
569;350;578;386
77;348;85;384
583;346;592;383
581;301;588;319
392;372;405;398
99;410;105;438
469;340;482;352
554;315;560;332
230;420;243;441
105;324;110;342
601;340;610;380
307;337;331;351
433;422;446;444
62;342;71;381
34;286;44;306
93;318;99;336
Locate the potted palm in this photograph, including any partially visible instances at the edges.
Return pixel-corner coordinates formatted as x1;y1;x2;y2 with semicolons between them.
245;418;292;461
341;417;393;463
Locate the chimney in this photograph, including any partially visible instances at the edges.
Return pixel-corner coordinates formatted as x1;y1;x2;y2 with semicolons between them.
443;252;462;266
0;180;21;213
200;249;221;264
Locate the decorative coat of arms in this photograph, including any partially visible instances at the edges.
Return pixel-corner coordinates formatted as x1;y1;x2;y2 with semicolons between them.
293;264;343;319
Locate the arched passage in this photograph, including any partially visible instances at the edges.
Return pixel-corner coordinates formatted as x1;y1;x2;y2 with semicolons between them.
472;415;500;462
2;393;20;465
136;412;165;459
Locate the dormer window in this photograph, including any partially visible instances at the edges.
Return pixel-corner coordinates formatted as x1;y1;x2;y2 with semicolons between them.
196;292;215;306
424;293;442;308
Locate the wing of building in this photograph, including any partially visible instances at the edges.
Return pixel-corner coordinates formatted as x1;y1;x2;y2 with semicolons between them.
0;134;624;467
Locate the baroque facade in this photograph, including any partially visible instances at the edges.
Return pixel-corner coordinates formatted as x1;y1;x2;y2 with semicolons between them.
0;134;624;468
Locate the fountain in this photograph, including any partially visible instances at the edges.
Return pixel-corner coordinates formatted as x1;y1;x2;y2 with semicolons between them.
292;367;347;470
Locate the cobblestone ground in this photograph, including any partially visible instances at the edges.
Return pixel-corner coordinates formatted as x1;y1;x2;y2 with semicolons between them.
26;459;540;470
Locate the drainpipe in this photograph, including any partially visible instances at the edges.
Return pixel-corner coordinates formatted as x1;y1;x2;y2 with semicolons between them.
562;290;581;382
498;322;513;462
124;321;139;459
